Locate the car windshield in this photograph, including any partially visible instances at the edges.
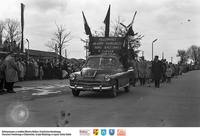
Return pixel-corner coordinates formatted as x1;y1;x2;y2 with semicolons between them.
85;57;118;69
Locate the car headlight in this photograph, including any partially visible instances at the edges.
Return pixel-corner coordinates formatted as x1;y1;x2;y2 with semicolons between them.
104;75;111;81
69;73;76;80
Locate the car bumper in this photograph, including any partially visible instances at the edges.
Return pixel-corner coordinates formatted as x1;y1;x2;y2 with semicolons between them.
69;85;113;91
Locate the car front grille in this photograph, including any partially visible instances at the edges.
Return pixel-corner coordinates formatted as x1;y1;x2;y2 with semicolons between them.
70;80;111;87
78;80;101;87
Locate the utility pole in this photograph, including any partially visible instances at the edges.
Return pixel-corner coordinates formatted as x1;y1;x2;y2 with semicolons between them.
21;3;25;52
152;38;158;61
26;39;29;60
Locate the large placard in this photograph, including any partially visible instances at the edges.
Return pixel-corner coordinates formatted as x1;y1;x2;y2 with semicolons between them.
89;37;125;55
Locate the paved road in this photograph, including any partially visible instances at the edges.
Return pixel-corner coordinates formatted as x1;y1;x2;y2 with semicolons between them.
0;70;200;127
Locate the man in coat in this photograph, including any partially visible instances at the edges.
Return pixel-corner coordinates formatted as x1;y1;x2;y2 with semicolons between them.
0;57;6;93
130;58;139;86
4;53;19;93
152;56;163;88
138;56;147;86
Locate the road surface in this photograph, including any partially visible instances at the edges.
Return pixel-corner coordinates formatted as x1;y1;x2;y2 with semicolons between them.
0;70;200;127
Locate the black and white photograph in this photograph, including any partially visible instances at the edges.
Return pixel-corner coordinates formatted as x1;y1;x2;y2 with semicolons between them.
0;0;200;129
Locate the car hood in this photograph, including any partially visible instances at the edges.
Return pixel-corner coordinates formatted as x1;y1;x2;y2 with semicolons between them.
81;67;116;78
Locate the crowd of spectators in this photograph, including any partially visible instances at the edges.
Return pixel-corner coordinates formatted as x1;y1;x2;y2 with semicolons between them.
130;56;194;88
0;51;197;94
0;53;85;81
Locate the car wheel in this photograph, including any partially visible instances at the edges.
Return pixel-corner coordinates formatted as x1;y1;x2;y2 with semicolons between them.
72;89;80;96
111;85;118;97
124;84;130;92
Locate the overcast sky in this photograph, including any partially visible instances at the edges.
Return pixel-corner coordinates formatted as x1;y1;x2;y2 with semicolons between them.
0;0;200;62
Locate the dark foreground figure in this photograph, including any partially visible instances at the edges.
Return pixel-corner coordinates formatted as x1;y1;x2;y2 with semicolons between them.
152;56;163;88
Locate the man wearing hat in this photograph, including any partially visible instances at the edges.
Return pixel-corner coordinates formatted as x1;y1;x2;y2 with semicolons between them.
138;56;147;86
152;56;163;88
4;52;19;93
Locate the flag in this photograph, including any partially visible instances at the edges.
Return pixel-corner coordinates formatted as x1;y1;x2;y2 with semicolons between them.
126;26;135;36
21;3;25;52
127;11;137;28
82;11;92;36
104;5;110;37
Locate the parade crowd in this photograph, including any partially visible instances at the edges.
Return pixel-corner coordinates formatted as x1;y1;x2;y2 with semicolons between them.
131;56;192;88
0;52;194;93
0;52;84;93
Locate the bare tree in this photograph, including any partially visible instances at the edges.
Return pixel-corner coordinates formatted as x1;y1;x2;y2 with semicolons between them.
177;49;188;64
111;16;126;37
198;47;200;64
0;20;4;46
52;25;71;52
187;45;199;64
4;18;21;43
46;24;71;68
45;40;57;52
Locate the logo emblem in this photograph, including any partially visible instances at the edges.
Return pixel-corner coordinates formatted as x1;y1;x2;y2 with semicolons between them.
93;129;99;136
117;129;126;136
80;129;90;136
109;129;115;136
101;129;106;136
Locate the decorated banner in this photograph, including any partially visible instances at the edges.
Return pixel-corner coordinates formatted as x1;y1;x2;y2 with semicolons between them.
89;37;125;55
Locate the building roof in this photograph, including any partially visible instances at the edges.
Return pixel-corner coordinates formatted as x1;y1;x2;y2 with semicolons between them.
25;49;58;58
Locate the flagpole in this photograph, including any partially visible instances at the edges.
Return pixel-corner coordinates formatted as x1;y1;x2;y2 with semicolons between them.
128;11;137;28
26;39;29;61
152;38;158;61
21;3;25;53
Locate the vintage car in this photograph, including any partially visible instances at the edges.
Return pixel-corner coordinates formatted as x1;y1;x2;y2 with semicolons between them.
69;55;134;97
